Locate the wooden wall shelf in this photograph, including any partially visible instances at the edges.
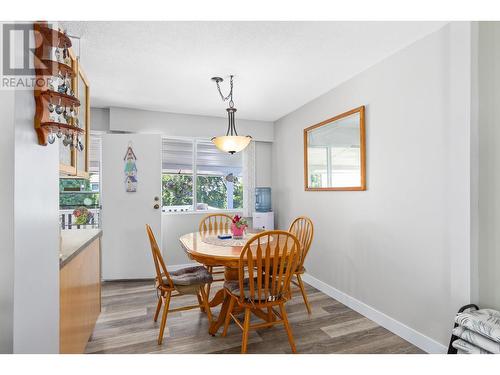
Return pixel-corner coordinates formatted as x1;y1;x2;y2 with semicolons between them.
34;23;72;48
33;21;91;178
37;59;74;78
41;90;81;107
40;122;85;133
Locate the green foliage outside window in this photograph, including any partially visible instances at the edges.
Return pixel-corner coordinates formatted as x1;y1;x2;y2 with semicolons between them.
59;178;99;209
162;174;242;209
162;174;193;206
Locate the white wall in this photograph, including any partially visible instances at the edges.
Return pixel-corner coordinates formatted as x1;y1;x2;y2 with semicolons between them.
110;106;274;142
255;141;272;188
272;23;473;351
0;90;15;353
90;107;110;132
477;21;500;311
0;24;60;353
13;86;60;354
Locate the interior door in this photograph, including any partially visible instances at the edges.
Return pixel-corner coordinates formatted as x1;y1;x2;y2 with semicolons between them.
101;133;162;279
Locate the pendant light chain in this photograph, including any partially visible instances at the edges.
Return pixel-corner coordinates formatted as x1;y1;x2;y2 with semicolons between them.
215;75;234;108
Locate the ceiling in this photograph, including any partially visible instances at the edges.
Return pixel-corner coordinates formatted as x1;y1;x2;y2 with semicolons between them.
61;21;446;122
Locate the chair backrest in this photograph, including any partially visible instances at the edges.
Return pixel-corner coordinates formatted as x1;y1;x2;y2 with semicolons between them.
238;230;300;303
145;224;173;289
288;216;314;269
199;213;233;234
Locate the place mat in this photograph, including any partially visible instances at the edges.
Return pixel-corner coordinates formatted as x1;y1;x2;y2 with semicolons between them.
201;233;270;247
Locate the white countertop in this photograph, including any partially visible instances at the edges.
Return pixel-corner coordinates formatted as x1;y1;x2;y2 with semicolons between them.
60;229;102;268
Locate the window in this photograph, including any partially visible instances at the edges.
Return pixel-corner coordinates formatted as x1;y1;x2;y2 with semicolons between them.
162;138;243;213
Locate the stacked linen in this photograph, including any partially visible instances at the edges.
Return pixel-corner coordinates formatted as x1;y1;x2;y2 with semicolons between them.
452;309;500;354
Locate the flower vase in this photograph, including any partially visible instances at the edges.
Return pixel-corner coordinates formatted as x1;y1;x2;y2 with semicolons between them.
231;224;246;239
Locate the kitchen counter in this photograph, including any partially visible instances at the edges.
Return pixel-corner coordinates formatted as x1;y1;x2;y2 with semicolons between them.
60;229;102;268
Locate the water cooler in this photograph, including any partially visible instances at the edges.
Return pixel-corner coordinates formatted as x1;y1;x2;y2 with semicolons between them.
253;187;274;230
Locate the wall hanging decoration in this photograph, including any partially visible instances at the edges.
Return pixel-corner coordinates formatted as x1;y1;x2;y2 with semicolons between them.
210;75;252;154
124;143;138;192
33;21;91;179
33;22;83;147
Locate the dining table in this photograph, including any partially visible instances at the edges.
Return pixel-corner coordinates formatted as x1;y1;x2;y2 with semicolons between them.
179;230;271;335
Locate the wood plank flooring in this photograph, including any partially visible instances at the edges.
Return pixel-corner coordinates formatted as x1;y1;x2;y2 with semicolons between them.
85;280;424;354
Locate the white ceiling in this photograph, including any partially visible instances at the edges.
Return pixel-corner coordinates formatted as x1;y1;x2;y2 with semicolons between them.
62;21;446;122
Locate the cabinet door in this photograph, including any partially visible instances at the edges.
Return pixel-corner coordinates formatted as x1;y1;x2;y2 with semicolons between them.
76;62;90;178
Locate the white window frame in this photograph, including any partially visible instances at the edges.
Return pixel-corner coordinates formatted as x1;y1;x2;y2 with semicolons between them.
162;136;244;215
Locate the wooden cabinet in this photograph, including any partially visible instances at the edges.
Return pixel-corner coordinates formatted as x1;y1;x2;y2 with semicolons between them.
59;51;90;178
60;234;101;354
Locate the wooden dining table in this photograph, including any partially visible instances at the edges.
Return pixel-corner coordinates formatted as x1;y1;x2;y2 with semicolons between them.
179;231;270;335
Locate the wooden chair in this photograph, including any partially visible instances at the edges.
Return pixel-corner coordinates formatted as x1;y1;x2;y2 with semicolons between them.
222;230;301;353
198;214;234;297
146;224;213;345
288;216;314;314
198;213;233;234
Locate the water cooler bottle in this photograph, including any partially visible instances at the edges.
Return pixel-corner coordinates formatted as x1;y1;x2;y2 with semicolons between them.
253;187;274;230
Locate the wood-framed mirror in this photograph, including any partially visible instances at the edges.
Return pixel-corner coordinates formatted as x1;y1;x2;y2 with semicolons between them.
304;106;366;191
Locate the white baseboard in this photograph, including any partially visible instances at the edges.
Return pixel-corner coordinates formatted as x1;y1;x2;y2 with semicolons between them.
301;273;447;354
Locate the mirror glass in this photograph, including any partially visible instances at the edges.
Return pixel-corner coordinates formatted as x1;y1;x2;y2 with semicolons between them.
304;107;365;190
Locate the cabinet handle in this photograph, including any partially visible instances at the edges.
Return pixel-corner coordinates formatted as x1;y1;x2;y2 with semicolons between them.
154;204;160;209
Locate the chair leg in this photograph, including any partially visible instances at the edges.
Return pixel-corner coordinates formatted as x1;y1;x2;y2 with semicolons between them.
241;307;251;354
158;291;171;345
267;306;275;323
296;274;312;314
206;283;212;300
279;303;296;353
206;267;212;299
196;292;205;312
222;296;236;337
199;286;212;323
153;294;163;322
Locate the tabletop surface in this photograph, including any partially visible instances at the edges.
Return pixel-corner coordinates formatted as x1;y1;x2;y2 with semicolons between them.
179;232;245;261
179;231;297;267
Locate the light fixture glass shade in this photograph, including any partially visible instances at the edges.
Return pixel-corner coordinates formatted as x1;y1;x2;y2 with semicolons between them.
211;135;252;154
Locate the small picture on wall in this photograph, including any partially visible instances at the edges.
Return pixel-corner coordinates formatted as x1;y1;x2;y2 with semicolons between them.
124;143;138;192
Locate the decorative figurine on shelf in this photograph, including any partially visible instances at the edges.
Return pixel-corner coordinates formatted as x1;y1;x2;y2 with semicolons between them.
231;215;247;239
124;142;138;192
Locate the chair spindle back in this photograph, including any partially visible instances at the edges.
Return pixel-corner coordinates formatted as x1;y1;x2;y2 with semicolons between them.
239;230;300;304
288;216;314;269
146;224;173;289
199;214;233;234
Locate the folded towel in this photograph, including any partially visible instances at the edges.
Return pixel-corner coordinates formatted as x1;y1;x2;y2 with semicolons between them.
457;349;468;354
452;326;500;354
455;309;500;344
452;339;491;354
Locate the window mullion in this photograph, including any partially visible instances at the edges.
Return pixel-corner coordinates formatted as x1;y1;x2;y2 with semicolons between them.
192;140;197;212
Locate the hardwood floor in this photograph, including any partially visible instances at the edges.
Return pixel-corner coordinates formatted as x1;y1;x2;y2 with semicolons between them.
85;280;424;354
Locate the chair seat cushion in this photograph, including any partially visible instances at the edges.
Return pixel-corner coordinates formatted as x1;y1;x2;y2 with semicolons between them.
165;266;213;286
224;278;282;302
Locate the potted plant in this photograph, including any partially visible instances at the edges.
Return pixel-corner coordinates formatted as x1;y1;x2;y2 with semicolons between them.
73;206;94;225
231;215;248;239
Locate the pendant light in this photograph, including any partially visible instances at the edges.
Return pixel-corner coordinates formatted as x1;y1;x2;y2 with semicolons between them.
211;75;252;154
